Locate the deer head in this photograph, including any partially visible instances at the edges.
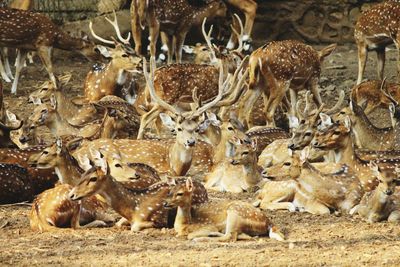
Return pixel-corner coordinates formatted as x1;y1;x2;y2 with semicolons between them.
163;177;193;208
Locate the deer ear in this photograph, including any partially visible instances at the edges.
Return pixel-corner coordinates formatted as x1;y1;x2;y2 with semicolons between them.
300;147;310;163
77;154;92;171
5;110;17;122
167;176;176;186
159;113;176;130
186;177;193;192
319;113;332;129
31;96;42;105
50;94;57;109
288;115;299;129
182;45;194;54
55;138;62;153
344;116;351;131
95;45;112;58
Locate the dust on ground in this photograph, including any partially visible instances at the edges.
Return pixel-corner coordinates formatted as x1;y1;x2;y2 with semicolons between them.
1;45;400;266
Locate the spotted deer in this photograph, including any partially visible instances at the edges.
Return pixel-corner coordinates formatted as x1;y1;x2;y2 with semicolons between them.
260;147;363;215
351;80;400;114
68;160;208;231
164;177;284;241
130;0;227;62
312;118;380;192
0;8;100;93
238;40;337;127
0;163;35;204
350;163;400;223
355;2;400;84
87;12;142;103
205;138;262;193
30;184;113;232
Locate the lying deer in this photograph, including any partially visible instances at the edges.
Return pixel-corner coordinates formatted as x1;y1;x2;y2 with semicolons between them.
0;163;34;204
261;147;363;215
30;184;112;232
68;161;207;231
350;163;400;223
0;8;100;93
354;2;400;84
130;0;227;62
87;12;142;102
238;40;337;127
164;177;284;241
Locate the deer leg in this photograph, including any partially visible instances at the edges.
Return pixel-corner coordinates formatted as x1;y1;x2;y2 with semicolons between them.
81;220;107;228
174;32;188;63
10;49;27;94
137;105;161;139
2;48;14;79
37;46;57;88
294;193;330;215
131;221;154;232
265;81;290;126
164;34;174;64
309;78;323;107
289;89;297;117
0;55;11;83
238;88;261;129
356;40;368;85
131;11;143;55
376;47;386;80
148;16;160;59
71;204;82;229
260;202;297;212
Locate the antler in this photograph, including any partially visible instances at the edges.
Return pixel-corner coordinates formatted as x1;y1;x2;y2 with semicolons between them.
201;18;217;63
143;57;181;116
231;14;244;53
89;10;131;45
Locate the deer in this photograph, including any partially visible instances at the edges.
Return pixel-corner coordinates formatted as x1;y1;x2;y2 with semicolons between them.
354;2;400;84
351;80;400;115
205;138;262;193
68;157;208;232
30;184;113;232
237;40;337;128
311;118;380;192
350;163;400;223
0;163;35;204
0;8;100;93
130;0;227;63
87;12;143;103
164;177;284;241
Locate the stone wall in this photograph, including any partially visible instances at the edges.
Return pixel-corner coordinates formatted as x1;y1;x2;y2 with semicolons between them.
252;0;384;45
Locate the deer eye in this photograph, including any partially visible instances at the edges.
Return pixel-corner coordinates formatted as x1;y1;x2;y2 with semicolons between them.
177;128;183;132
340;111;345;114
176;192;184;196
227;127;234;131
89;177;97;183
114;163;122;168
122;54;129;58
41;88;48;92
304;132;312;137
242;151;249;155
30;125;35;130
333;131;341;135
42;151;49;155
283;162;291;166
300;120;306;124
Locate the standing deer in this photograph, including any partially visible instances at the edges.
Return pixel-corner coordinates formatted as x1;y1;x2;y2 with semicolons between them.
164;177;284;241
130;0;227;62
354;2;400;84
238;40;337;127
0;8;100;93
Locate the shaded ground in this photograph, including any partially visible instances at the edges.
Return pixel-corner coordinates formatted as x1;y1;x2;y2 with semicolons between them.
1;44;400;266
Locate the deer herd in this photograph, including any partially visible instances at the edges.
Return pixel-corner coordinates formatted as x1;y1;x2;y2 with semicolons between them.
1;0;400;243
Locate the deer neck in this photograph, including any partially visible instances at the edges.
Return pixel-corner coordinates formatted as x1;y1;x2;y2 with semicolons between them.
352;114;393;149
213;137;232;163
333;135;355;164
174;202;192;234
97;176;139;222
109;62;128;86
55;90;78;119
168;142;193;176
46;112;77;136
54;152;84;185
55;31;87;51
242;155;262;186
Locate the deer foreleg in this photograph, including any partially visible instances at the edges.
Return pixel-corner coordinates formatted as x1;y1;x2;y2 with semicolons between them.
174;32;188;63
2;48;14;79
148;15;160;59
356;40;368;85
11;49;27;94
265;81;290;126
309;78;322;107
131;2;144;55
38;46;57;89
376;47;386;81
0;55;11;83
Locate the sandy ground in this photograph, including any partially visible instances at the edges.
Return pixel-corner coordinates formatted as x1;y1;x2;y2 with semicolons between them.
1;44;400;266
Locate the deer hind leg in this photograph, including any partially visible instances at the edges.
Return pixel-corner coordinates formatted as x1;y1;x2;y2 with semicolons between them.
289;88;297;117
376;47;386;80
294;192;330;215
265;81;290;126
137;105;161;139
148;16;160;59
10;49;27;94
0;55;11;83
131;220;154;232
238;87;262;128
309;78;322;107
174;32;188;63
37;46;57;89
356;40;368;85
2;48;14;79
131;4;143;55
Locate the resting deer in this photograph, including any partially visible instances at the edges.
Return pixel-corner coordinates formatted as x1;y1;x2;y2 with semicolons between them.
30;184;112;232
68;159;208;231
0;8;100;93
238;40;337;127
260;147;363;215
164;177;284;241
0;163;35;204
351;80;400;114
354;2;400;84
205;138;262;193
350;163;400;223
87;12;142;103
312;118;379;191
130;0;227;62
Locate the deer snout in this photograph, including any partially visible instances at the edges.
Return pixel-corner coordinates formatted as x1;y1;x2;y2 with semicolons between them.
230;159;239;165
385;189;393;196
311;140;319;147
163;201;173;208
288;143;295;149
68;189;82;201
186;139;196;147
261;169;275;180
19;136;30;143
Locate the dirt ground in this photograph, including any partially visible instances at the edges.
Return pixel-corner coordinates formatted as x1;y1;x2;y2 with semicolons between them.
1;44;400;266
